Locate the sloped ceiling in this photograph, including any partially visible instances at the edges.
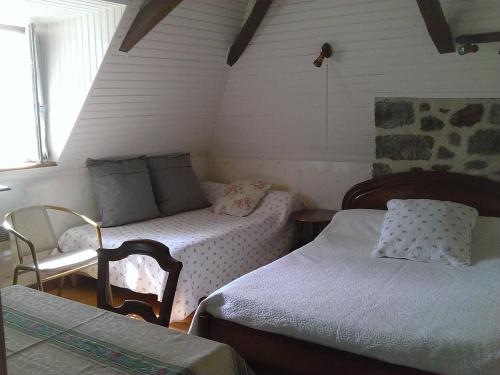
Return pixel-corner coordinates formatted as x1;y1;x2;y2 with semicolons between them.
58;0;248;167
37;1;127;160
58;0;500;168
210;0;500;163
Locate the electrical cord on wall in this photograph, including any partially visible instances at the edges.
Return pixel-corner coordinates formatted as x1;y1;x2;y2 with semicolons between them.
313;42;333;150
325;59;329;150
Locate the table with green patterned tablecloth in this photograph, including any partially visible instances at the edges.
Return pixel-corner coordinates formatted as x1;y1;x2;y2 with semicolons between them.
1;285;253;375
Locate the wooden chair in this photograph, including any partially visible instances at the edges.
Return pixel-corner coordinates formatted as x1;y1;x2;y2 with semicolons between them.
3;205;102;291
97;239;182;327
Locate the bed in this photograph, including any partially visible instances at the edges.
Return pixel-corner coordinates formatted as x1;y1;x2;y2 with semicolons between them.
190;171;500;375
58;181;302;321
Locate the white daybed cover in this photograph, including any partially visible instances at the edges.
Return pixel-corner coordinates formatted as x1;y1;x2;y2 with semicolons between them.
190;209;500;375
59;182;302;321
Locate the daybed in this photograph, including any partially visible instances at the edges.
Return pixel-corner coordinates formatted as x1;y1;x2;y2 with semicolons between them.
190;172;500;375
59;181;302;321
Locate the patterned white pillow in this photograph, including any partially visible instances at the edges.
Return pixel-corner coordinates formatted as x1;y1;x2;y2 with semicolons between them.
372;199;479;266
212;180;271;217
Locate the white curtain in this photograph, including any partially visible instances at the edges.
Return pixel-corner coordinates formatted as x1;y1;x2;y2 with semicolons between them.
27;23;49;162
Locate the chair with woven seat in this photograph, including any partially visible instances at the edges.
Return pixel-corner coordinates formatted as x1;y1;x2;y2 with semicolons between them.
97;239;182;327
3;205;102;291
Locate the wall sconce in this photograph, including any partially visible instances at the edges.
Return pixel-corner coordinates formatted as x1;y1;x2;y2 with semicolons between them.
457;43;479;55
456;31;500;55
313;43;333;67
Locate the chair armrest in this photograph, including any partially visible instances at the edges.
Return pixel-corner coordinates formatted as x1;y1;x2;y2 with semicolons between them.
44;206;103;248
2;217;38;266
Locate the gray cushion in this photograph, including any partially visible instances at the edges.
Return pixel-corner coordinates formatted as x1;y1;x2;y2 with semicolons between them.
87;156;160;227
146;153;210;216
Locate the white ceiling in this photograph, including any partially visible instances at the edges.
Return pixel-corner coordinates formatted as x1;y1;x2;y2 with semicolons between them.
58;0;249;166
0;0;130;26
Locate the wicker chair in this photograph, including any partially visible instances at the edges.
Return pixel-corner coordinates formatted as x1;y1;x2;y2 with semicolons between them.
3;205;102;291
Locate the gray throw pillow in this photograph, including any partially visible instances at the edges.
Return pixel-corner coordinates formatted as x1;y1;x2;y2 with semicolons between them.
87;156;160;227
146;153;210;216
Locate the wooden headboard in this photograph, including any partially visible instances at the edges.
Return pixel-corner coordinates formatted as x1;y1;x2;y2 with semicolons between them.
342;171;500;217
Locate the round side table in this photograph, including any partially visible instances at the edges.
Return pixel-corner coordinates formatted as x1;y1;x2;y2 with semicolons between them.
290;209;338;249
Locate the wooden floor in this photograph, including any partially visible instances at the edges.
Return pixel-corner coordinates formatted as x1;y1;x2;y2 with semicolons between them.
45;276;193;333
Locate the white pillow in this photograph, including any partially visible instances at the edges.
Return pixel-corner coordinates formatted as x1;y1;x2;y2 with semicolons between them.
372;199;479;266
325;209;386;245
212;180;271;217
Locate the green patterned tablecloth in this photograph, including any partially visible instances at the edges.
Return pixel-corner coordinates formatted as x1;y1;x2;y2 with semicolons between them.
1;285;253;375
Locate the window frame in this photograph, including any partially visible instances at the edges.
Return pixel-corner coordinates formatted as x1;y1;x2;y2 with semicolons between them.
0;23;52;172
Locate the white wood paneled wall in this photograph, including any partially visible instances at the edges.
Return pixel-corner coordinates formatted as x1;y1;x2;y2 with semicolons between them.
24;0;128;17
58;0;247;167
210;0;500;163
0;0;128;25
37;3;126;159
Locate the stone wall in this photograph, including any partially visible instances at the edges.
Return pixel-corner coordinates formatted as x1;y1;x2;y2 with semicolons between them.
374;98;500;181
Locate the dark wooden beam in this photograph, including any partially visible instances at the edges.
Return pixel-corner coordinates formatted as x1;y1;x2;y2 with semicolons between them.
119;0;183;52
416;0;455;54
456;32;500;45
227;0;273;66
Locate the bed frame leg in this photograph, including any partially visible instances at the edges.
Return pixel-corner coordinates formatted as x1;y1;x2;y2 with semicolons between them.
198;313;210;338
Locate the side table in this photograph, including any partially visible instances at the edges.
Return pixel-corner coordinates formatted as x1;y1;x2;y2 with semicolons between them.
290;209;337;249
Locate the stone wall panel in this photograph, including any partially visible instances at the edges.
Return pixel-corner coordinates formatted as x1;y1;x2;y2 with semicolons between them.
373;98;500;181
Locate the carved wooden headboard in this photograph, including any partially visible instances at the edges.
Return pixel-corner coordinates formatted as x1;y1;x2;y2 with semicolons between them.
342;171;500;217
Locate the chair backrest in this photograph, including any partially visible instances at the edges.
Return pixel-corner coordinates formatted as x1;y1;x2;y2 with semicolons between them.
97;240;183;327
8;206;58;262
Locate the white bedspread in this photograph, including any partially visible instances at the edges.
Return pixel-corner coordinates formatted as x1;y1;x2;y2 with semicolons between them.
59;182;302;321
190;209;500;375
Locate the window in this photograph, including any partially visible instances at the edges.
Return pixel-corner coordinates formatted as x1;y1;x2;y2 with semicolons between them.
0;25;47;170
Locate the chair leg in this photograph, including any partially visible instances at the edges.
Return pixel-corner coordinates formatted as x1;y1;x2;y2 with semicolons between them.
13;268;20;285
57;276;66;296
70;274;78;288
35;270;43;292
108;284;114;306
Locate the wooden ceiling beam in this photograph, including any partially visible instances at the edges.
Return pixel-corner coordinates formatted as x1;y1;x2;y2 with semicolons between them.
119;0;183;53
416;0;455;54
456;32;500;45
227;0;273;66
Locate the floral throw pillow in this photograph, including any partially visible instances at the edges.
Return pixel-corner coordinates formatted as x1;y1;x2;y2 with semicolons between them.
372;199;478;266
212;180;272;217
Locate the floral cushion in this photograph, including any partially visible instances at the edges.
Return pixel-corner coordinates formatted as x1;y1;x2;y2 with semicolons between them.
372;199;478;266
212;180;272;217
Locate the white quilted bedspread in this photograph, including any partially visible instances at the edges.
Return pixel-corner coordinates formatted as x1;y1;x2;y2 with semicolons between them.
191;209;500;375
59;182;302;321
